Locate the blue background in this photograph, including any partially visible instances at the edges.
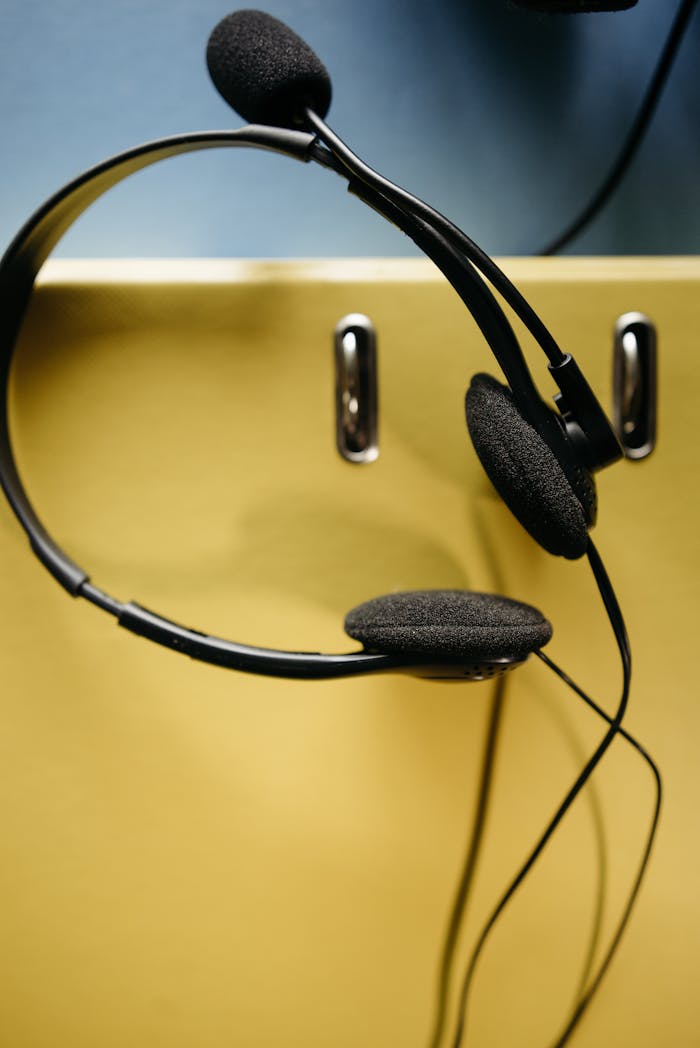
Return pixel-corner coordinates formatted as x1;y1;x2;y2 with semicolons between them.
1;1;698;258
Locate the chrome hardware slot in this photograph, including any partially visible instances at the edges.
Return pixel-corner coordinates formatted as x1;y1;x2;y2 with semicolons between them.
334;314;379;463
613;312;657;460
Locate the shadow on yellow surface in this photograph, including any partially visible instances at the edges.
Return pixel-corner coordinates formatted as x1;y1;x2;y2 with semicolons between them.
1;258;697;1047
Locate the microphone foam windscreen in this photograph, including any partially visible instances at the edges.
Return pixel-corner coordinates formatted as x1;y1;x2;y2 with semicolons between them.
344;590;552;659
206;10;332;128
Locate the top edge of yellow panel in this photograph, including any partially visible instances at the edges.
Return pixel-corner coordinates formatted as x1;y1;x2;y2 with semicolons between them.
35;256;700;287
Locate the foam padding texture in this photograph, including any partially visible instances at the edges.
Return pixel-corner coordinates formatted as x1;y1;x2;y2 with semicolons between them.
344;589;552;658
466;373;589;559
206;10;332;128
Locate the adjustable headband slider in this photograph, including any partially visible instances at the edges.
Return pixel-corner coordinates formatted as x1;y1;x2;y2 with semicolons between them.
549;353;622;471
29;534;89;595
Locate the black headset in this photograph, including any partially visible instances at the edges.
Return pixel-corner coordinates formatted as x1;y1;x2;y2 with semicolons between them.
0;9;625;685
0;12;666;1048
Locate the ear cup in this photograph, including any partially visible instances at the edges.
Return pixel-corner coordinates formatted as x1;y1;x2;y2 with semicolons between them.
466;374;591;559
344;590;552;659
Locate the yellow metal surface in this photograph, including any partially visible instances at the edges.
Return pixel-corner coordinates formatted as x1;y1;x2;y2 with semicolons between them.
0;258;697;1047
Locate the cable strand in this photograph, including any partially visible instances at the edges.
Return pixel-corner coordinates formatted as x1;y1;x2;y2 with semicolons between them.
540;0;699;255
449;539;630;1046
534;649;662;1048
428;675;508;1048
304;107;566;366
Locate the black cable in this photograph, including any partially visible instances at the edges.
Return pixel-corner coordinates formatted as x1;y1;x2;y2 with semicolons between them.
540;0;699;255
449;539;630;1047
535;649;662;1048
428;675;508;1048
349;176;545;413
304;107;567;367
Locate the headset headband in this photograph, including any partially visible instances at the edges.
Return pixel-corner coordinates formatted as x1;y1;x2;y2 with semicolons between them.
0;123;556;680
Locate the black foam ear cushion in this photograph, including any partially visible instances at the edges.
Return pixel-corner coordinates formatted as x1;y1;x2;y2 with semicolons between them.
466;374;590;559
344;590;552;659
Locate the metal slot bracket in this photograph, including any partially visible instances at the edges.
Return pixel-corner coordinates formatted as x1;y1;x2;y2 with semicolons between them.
612;312;657;460
334;314;379;464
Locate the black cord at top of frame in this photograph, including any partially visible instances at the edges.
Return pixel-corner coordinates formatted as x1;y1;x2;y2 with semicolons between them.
540;0;699;255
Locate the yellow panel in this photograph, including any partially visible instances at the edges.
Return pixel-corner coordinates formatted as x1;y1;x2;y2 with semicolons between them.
0;258;697;1047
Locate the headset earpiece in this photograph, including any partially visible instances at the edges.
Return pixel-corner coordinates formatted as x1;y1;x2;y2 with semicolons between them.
465;374;593;559
0;8;616;679
344;589;552;675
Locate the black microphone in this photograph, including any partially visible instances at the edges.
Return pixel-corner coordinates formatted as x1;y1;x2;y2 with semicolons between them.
206;9;332;128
